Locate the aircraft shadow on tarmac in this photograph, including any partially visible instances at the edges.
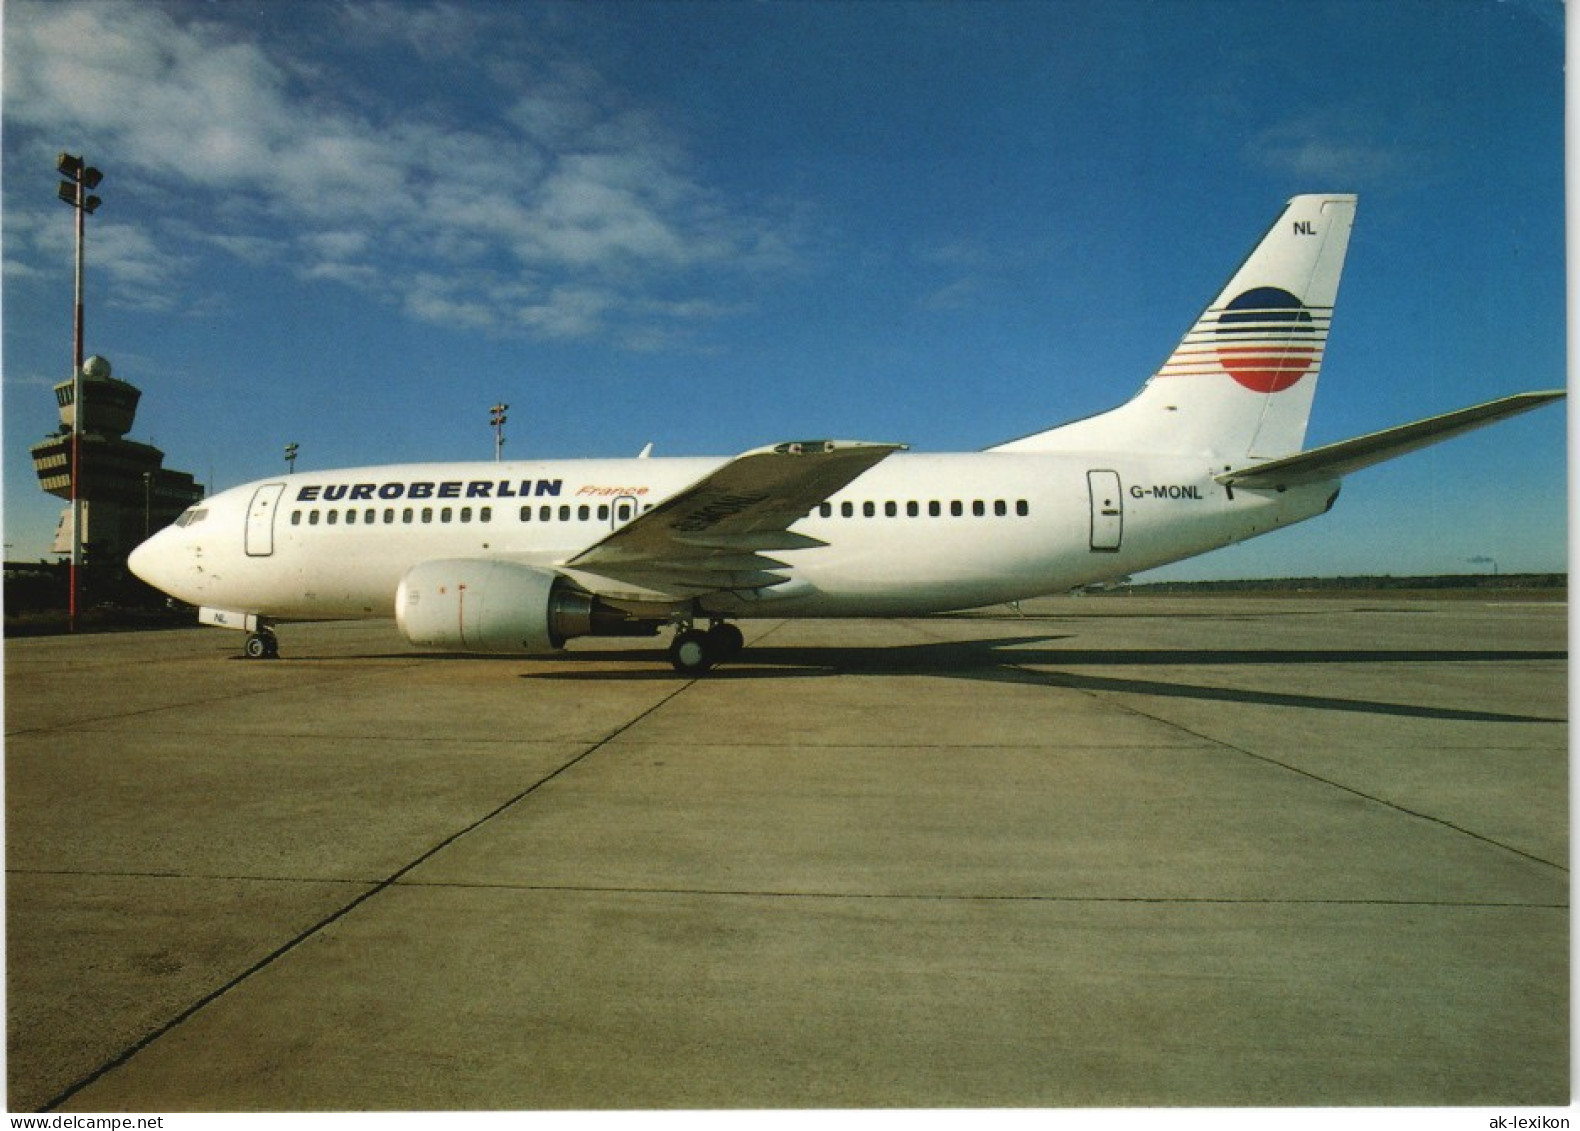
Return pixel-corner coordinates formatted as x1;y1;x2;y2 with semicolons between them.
520;635;1568;724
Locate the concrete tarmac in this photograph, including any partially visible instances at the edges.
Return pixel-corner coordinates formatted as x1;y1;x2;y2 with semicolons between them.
5;596;1568;1111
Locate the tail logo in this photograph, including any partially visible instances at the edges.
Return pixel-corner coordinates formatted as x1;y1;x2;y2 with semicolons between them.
1214;286;1321;393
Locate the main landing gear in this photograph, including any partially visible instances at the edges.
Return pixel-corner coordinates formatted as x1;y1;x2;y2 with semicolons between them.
667;620;744;675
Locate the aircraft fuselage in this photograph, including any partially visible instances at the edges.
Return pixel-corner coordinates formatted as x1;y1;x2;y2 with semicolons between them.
137;451;1337;623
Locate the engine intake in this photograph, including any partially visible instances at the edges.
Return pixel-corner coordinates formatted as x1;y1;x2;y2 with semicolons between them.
395;559;658;654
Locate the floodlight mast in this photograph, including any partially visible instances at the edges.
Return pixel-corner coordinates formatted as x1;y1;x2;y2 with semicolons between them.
56;152;103;633
491;403;509;462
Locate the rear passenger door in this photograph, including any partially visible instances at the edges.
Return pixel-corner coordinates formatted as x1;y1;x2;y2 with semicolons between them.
1087;470;1123;552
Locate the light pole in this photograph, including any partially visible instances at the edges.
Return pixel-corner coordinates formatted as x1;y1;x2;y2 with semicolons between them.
491;403;509;462
285;443;298;473
57;152;103;632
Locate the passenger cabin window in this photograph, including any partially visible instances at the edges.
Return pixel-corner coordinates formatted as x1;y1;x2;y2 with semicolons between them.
801;496;1032;522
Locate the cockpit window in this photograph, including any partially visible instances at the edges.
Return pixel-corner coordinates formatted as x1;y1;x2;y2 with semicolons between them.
174;507;209;528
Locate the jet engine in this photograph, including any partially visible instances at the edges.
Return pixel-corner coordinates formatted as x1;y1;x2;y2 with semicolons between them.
395;559;659;654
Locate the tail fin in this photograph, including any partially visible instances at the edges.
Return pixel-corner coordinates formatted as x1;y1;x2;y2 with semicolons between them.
992;194;1357;459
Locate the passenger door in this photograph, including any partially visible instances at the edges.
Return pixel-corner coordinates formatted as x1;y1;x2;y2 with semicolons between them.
1087;470;1123;552
245;483;287;557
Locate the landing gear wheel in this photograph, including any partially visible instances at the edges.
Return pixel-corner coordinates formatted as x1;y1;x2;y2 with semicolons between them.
244;631;279;659
705;622;744;661
668;629;716;675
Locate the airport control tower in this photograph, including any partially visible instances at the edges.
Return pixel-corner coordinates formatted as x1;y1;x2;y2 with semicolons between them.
29;356;203;568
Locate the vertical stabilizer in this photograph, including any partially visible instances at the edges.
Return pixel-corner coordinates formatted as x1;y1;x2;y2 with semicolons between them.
993;194;1357;459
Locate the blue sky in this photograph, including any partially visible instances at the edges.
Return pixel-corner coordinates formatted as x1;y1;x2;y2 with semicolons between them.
3;0;1567;579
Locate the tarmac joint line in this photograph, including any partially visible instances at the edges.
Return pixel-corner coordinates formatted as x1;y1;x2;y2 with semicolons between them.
36;676;702;1113
1028;664;1570;876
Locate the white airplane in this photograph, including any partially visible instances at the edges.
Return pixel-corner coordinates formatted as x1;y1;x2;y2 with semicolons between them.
129;194;1563;673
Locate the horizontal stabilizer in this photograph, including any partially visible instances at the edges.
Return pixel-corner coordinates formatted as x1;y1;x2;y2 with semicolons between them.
1216;390;1565;489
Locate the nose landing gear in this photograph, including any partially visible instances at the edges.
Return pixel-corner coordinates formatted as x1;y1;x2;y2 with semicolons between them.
243;629;280;659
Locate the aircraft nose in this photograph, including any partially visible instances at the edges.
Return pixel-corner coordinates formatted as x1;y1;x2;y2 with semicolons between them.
128;529;180;596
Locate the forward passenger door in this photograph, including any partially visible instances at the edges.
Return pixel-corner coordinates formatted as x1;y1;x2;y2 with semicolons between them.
245;483;287;557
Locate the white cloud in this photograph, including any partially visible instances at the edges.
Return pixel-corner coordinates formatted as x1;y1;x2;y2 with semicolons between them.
4;1;798;346
300;260;382;289
336;0;514;64
10;5;296;188
517;286;616;339
1244;114;1415;183
1;199;185;312
196;230;283;266
92;223;191;308
301;230;373;260
530;167;689;267
404;286;500;332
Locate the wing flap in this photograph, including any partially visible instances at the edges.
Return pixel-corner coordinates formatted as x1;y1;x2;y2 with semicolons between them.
1216;390;1564;489
633;552;792;573
572;564;793;594
565;439;904;599
672;530;830;552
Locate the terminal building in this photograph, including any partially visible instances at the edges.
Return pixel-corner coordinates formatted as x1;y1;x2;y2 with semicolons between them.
29;356;203;574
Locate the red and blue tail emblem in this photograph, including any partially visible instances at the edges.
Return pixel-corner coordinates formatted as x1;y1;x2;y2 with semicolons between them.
1157;284;1331;394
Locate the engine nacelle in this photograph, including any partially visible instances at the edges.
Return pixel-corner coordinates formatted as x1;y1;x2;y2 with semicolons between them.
395;559;657;654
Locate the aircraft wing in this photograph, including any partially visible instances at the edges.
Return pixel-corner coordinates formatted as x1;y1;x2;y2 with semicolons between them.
1215;390;1565;489
564;440;906;598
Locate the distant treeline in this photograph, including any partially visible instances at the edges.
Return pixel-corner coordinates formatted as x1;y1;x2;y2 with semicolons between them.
1123;573;1566;595
4;559;167;619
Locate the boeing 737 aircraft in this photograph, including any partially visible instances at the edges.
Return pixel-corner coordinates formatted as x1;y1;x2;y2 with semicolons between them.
129;195;1563;673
